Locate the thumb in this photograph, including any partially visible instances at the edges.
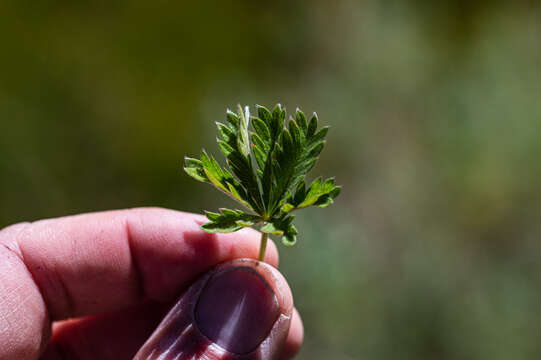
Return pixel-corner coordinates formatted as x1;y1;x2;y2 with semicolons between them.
134;258;293;360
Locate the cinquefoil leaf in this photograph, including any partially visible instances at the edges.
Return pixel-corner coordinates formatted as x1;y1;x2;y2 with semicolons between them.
201;209;261;233
184;104;340;252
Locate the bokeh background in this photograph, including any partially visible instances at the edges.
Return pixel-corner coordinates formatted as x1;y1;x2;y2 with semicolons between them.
2;1;541;359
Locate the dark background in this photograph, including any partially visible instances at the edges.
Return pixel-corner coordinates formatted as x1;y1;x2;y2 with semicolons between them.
2;1;541;359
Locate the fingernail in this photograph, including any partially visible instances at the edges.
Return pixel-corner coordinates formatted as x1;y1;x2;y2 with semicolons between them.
195;266;280;354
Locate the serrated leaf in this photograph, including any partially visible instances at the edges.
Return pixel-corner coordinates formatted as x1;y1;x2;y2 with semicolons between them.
280;177;340;213
314;185;341;208
201;208;260;233
184;104;340;253
299;178;338;208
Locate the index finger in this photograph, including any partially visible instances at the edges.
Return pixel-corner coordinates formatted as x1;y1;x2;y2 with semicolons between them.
1;207;278;321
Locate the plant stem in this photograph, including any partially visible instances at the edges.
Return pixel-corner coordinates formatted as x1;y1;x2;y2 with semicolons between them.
258;232;268;262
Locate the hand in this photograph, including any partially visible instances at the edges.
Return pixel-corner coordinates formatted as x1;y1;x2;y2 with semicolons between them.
0;208;303;359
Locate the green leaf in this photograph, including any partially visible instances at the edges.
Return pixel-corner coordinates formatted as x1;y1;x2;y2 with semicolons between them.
201;208;261;233
184;104;341;253
280;177;340;213
314;185;341;208
261;215;298;245
300;177;339;207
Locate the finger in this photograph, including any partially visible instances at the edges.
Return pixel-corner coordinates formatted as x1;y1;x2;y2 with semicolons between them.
40;303;303;360
12;207;279;320
0;208;278;359
40;300;171;360
280;308;304;360
135;258;300;360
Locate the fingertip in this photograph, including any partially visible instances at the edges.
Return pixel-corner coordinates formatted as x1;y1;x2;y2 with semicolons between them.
134;259;294;360
281;308;304;360
12;207;282;321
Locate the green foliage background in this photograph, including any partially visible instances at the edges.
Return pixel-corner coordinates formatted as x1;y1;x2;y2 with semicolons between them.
2;1;541;358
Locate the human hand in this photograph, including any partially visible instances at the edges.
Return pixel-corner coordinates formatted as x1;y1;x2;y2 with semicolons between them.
0;208;303;359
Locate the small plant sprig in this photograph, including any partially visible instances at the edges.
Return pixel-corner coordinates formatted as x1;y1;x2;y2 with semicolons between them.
184;104;340;261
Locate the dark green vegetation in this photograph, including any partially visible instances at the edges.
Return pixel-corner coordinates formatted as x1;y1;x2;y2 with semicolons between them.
184;104;340;260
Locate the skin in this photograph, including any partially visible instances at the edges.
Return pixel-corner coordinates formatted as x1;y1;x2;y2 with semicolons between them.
0;207;303;360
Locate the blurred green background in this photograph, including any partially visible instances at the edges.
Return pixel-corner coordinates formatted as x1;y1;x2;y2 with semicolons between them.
2;1;541;359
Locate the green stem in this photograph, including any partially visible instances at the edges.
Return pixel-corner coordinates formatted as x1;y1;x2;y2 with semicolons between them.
258;232;268;262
